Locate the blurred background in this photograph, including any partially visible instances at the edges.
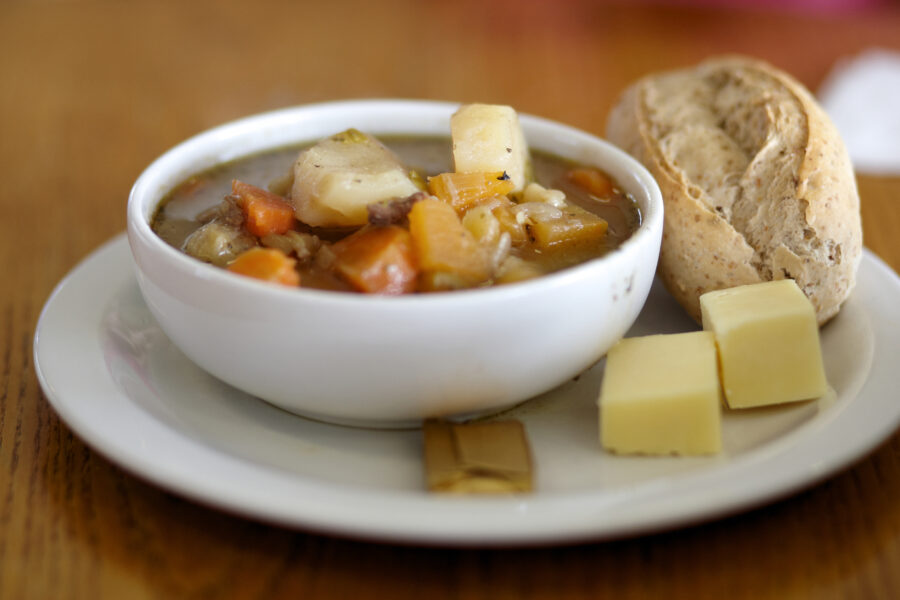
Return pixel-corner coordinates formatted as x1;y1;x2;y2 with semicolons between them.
4;0;899;254
5;0;899;274
0;0;900;246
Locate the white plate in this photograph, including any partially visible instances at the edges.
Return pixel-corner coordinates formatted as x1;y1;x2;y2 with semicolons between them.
34;234;900;545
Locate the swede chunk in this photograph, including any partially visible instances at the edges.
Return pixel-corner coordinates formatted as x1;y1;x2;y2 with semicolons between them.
450;104;531;193
292;129;419;227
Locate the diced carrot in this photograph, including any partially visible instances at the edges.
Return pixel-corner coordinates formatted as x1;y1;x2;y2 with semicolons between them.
567;168;615;199
427;171;515;213
227;247;300;286
331;226;418;295
232;179;296;237
408;198;491;290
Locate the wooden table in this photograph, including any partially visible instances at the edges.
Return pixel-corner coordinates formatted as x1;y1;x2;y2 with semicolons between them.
3;1;900;597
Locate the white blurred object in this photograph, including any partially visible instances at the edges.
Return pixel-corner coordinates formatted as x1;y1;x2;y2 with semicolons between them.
818;49;900;176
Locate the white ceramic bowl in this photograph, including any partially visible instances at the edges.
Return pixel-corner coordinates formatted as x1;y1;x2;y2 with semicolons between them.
127;99;663;427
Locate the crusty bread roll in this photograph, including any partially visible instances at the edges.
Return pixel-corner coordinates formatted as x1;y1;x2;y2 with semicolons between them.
607;56;862;325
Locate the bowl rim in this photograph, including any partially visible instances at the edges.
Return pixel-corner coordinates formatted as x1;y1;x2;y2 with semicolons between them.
127;98;663;307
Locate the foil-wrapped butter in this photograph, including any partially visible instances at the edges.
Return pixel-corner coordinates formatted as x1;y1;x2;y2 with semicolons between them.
422;419;533;494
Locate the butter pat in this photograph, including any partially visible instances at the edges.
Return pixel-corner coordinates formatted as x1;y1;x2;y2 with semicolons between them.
700;279;828;409
423;419;533;493
599;332;722;455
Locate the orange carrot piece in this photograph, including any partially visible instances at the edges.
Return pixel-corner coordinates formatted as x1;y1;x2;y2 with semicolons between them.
232;179;296;237
567;168;615;199
227;247;300;286
408;198;491;289
427;171;515;213
331;226;418;295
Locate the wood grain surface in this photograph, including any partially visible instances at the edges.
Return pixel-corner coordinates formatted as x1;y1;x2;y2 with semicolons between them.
3;1;900;598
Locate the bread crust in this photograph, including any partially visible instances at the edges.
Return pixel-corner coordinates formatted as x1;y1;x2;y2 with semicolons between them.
607;56;862;325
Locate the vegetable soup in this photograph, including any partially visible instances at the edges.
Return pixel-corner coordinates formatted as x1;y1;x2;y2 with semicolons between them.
152;105;640;294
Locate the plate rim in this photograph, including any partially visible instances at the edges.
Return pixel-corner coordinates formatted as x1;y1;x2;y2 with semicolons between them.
33;234;900;546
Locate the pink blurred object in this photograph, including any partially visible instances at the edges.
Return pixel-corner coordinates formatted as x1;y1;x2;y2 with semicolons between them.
652;0;887;12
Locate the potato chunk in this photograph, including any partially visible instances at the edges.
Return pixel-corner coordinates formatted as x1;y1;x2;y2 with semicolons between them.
182;222;257;267
450;104;531;193
292;129;419;228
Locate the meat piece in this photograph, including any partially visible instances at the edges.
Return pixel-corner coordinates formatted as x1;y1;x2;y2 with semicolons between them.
367;191;428;226
195;194;244;228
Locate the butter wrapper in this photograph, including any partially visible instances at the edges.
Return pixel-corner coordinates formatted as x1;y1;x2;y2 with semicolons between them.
422;419;533;494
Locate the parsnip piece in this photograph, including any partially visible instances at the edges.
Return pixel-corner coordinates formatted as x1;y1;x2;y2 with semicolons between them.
461;204;501;246
526;203;608;249
182;222;257;267
450;104;531;193
522;182;566;206
292;129;419;227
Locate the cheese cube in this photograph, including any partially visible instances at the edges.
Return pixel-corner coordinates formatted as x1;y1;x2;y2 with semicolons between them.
599;332;722;455
700;279;828;409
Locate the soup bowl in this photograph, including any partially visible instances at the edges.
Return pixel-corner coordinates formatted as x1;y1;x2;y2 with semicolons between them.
127;99;663;427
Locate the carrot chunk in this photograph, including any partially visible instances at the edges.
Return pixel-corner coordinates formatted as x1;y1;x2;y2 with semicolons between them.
232;179;295;237
227;247;300;286
408;198;491;290
331;226;418;295
567;168;615;199
427;171;514;213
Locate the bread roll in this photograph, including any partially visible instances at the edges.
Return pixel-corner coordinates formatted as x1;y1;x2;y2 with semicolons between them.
606;56;862;325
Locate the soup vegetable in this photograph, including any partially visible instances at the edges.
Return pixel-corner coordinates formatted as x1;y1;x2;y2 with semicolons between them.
152;104;640;294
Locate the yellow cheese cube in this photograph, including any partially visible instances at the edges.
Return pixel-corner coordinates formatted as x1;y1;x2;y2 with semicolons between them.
700;279;828;409
599;332;722;455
